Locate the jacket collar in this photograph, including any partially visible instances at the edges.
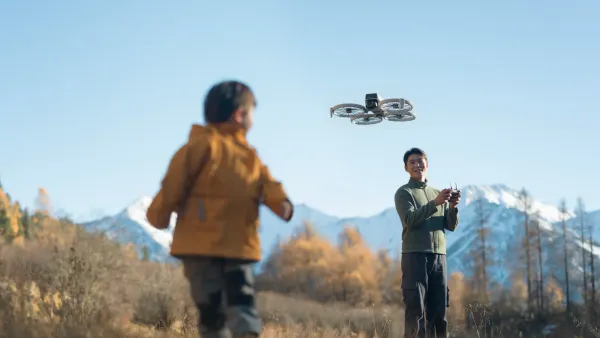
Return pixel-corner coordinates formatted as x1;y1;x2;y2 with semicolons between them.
407;177;428;188
189;123;249;145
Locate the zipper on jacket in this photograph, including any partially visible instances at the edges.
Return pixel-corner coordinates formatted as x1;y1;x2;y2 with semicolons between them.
422;187;437;252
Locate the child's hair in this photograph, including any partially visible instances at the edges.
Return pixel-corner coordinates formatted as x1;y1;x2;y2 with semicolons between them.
203;80;257;123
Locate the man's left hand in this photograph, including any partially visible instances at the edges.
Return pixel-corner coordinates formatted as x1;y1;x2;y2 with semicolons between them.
449;191;461;208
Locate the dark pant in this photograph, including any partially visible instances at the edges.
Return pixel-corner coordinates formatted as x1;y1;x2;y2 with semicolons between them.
181;256;261;338
401;252;448;338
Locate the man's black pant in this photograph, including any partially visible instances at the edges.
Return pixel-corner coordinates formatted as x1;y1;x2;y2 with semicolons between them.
401;252;449;338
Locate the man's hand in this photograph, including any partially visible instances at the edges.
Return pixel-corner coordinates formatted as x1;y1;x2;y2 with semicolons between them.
434;189;453;206
449;190;462;208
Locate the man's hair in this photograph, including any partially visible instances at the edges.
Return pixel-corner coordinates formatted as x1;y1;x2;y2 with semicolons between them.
403;148;428;166
203;80;256;124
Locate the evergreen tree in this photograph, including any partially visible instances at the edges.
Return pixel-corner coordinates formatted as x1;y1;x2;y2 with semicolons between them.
576;198;588;309
141;246;150;261
21;208;31;239
559;199;571;313
0;208;13;240
519;188;534;316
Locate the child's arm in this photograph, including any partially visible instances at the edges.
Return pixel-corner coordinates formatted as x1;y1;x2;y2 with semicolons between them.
146;141;208;229
260;165;294;222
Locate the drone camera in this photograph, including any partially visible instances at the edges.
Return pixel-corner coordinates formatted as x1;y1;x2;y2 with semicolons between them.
365;93;381;111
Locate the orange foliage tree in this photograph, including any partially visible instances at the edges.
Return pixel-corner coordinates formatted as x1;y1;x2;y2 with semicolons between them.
259;222;340;301
447;272;467;324
545;276;565;314
258;222;398;306
331;226;382;305
35;187;52;216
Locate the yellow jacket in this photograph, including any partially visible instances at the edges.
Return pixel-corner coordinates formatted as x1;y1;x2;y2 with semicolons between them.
146;123;293;261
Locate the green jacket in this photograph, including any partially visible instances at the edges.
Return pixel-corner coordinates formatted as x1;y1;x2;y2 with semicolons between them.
394;178;459;254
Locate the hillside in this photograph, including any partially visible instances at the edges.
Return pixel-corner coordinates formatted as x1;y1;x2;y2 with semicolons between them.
0;186;412;338
81;184;600;294
1;184;599;337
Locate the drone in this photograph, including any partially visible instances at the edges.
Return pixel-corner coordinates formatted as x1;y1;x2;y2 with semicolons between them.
330;93;416;125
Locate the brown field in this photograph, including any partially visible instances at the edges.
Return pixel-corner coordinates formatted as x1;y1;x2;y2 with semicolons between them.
1;188;599;337
0;208;404;338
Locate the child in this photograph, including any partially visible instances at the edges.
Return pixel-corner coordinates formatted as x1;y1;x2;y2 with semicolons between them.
146;80;294;338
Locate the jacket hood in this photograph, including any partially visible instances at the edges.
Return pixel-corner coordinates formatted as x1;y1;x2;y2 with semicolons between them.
188;123;249;145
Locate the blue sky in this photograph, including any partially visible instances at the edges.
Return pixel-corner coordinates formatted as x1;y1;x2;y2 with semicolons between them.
0;0;598;221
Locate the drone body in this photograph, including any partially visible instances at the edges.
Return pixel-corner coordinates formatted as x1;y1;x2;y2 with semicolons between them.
330;93;416;125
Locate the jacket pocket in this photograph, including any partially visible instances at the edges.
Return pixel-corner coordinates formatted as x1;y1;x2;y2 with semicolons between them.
402;288;424;314
180;196;227;232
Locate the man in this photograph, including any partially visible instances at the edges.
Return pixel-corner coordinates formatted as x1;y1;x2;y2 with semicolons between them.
394;148;460;338
146;80;294;338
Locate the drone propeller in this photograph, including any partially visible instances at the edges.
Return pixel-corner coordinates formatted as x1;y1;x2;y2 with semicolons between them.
384;111;416;122
380;98;413;114
350;113;383;125
330;103;367;118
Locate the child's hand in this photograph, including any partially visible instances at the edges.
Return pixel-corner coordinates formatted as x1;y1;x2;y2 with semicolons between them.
281;201;293;221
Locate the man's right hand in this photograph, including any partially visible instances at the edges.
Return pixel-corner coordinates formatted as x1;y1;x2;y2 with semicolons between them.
434;189;453;206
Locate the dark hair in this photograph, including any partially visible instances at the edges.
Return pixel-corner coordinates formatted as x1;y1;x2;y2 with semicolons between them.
203;80;256;123
403;148;427;165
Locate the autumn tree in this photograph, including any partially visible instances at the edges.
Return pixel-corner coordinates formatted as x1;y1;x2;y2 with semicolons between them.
545;277;566;314
447;272;467;325
531;211;545;317
588;212;596;319
375;248;394;301
559;199;571;313
576;198;588;310
21;207;31;239
35;187;53;216
258;221;340;302
518;188;534;316
259;234;284;285
0;207;11;240
333;226;382;305
0;186;22;244
495;270;529;315
466;197;492;302
142;246;150;261
381;252;404;305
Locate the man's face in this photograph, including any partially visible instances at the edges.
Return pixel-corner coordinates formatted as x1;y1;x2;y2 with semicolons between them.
405;154;428;180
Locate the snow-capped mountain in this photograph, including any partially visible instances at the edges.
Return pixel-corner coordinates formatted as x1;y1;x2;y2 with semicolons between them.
81;184;599;291
81;196;178;263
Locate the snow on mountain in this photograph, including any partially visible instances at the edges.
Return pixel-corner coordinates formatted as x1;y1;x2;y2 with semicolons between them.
81;184;599;292
80;197;178;263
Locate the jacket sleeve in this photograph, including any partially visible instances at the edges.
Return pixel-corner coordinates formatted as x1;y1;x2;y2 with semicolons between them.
394;188;438;229
445;206;459;231
146;141;208;229
260;164;293;222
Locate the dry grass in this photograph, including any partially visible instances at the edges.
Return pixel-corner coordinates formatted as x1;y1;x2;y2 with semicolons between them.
0;217;406;338
258;292;402;337
0;214;598;337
